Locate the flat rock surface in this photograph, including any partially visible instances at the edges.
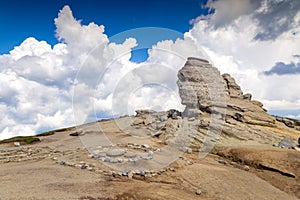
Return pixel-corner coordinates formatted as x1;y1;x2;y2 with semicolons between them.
0;118;299;200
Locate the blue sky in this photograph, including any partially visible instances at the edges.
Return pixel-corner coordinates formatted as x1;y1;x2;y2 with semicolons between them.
0;0;208;56
1;0;300;139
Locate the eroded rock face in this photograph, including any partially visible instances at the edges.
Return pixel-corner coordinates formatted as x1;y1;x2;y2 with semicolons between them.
177;57;275;127
131;57;296;151
177;57;227;117
222;73;243;98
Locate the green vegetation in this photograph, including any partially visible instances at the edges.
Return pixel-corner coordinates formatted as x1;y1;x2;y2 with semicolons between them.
0;126;75;145
36;130;57;137
0;136;40;144
36;127;74;137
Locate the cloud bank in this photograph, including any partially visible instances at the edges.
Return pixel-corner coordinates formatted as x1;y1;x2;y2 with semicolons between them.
1;1;300;139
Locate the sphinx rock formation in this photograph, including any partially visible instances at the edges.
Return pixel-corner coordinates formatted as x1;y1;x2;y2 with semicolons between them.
177;57;275;127
133;57;298;150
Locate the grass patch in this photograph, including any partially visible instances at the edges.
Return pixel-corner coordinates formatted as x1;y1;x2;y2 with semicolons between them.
36;127;74;137
0;126;75;145
36;130;57;137
0;136;40;144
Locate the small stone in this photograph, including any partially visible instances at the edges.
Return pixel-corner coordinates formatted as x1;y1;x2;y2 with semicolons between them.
128;158;137;162
14;142;20;147
110;159;118;163
186;160;193;165
188;117;195;121
128;172;133;179
89;168;96;172
81;165;88;169
104;157;111;162
168;167;175;172
244;165;250;171
75;164;82;168
122;169;131;176
230;161;237;165
146;174;152;178
142;144;150;149
69;132;80;136
218;160;227;165
180;147;192;154
138;170;145;176
196;190;202;195
59;161;65;165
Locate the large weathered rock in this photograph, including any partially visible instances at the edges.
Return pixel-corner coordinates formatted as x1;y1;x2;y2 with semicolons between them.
177;57;227;117
177;57;275;127
276;116;295;128
131;57;294;151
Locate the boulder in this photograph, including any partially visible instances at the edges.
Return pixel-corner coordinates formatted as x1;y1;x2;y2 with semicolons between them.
277;136;296;149
276;117;294;128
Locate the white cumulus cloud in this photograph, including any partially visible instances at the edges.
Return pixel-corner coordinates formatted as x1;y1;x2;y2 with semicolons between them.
1;2;300;140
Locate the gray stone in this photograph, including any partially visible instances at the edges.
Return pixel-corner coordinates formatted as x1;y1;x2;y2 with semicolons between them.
81;165;88;169
124;152;137;158
122;169;131;176
104;157;112;162
278;136;296;148
14;142;20;147
106;149;125;157
180;147;192;154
